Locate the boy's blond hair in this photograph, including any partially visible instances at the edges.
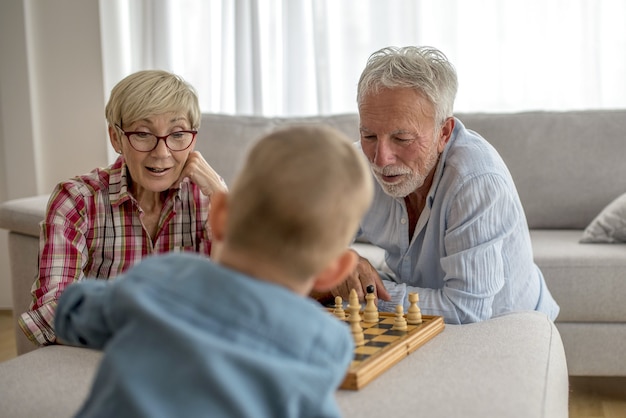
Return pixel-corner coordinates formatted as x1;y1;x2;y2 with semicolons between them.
105;70;201;129
225;125;373;280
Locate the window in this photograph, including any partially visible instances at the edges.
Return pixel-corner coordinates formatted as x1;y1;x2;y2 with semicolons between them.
101;0;626;116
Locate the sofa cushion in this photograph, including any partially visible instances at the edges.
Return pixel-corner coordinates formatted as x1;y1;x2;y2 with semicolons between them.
197;113;360;186
556;322;626;375
355;231;626;323
531;229;626;322
353;230;626;377
580;192;626;243
458;110;626;230
198;110;626;230
0;346;98;418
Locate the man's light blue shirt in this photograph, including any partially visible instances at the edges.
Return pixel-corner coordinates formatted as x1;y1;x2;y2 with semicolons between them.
356;118;560;324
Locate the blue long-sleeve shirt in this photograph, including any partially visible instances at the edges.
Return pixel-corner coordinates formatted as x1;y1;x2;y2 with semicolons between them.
55;252;353;418
356;118;560;324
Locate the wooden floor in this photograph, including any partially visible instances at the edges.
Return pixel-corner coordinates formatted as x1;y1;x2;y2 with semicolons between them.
0;310;17;362
0;310;625;416
568;376;626;418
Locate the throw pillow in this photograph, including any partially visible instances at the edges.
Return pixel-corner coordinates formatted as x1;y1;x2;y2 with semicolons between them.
580;192;626;243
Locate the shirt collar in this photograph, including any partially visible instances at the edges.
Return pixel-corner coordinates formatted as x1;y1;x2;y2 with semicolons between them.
426;116;462;209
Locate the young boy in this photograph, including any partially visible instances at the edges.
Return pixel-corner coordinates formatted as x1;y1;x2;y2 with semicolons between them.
54;125;374;418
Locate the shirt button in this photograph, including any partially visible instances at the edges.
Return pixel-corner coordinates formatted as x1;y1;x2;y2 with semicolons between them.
400;218;407;224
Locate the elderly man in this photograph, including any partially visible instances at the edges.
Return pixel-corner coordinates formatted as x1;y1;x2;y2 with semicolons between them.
317;46;559;324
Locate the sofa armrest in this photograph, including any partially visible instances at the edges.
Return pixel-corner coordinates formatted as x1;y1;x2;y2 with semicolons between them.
0;195;50;237
0;194;50;355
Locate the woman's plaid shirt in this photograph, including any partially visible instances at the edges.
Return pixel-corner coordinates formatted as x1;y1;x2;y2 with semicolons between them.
18;157;215;346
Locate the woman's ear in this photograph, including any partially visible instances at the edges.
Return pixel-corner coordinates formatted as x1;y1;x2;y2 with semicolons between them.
312;249;358;292
108;125;122;153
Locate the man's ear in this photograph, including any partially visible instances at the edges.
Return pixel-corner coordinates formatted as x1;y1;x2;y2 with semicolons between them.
209;191;228;242
437;117;455;153
312;249;358;292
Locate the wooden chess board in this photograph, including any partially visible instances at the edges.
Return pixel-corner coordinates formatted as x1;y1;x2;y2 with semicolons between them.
330;310;445;390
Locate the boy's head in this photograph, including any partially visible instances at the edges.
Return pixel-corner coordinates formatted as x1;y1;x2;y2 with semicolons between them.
211;125;373;293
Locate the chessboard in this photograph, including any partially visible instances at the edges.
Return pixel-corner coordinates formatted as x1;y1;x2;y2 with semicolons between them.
328;287;445;390
332;311;444;390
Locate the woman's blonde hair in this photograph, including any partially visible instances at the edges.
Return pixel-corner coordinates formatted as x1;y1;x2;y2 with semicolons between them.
225;125;373;280
105;70;201;129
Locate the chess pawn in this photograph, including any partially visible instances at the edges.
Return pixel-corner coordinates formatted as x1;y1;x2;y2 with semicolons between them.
392;304;408;331
333;296;346;320
363;287;379;323
406;292;423;325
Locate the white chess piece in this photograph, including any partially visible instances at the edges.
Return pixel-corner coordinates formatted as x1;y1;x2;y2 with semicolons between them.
407;292;422;325
392;304;408;331
348;289;364;346
333;296;346;320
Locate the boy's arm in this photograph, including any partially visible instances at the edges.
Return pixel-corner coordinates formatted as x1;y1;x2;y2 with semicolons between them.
54;279;116;350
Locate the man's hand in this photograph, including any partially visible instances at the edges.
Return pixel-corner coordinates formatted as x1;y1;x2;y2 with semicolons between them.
329;252;391;304
176;151;228;195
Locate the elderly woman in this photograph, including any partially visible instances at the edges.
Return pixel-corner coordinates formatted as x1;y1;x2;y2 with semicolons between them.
19;70;227;346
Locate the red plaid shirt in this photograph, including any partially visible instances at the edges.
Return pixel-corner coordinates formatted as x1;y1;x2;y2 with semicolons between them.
19;156;216;345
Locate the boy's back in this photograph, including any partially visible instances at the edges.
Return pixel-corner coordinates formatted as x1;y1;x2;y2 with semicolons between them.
56;252;352;418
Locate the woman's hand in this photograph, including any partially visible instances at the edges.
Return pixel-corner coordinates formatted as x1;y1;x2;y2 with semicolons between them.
177;151;228;195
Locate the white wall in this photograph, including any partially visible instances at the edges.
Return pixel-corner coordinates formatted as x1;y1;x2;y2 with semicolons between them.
0;0;109;309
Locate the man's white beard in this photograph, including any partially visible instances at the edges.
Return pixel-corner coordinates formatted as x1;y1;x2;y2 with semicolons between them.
371;167;421;198
370;149;439;198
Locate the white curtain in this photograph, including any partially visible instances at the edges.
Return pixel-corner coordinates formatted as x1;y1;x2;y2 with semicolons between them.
100;0;626;117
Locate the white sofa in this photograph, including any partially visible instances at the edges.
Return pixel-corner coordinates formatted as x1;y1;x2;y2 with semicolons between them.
2;110;625;379
198;110;626;377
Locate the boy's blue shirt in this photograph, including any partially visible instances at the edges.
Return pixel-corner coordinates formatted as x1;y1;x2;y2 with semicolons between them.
55;252;354;418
